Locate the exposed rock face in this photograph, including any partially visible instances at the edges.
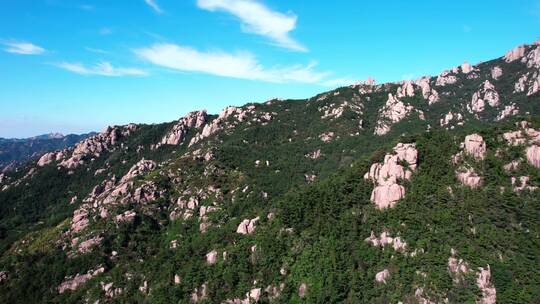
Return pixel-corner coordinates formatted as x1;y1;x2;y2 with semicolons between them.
461;62;473;74
224;288;262;303
436;71;458;86
319;97;363;120
60;124;137;169
58;266;105;293
491;66;503;80
120;159;156;183
502;123;540;146
319;132;335;142
496;104;519;121
206;250;218;265
70;209;89;233
305;150;321;159
37;151;65;167
189;105;272;146
191;283;208;303
365;231;407;252
375;269;390;284
511;176;537;192
476;266;497;304
526;145;540;168
396;80;415;98
464;134;487;160
115;210;136;223
159;110;207;146
504;45;526;62
374;94;414;135
523;46;540;68
456;167;482;188
298;283;308;298
415;77;439;104
364;143;418;209
440;111;463;128
0;271;7;284
236;217;259;235
448;252;470;283
468;80;499;113
77;236;103;253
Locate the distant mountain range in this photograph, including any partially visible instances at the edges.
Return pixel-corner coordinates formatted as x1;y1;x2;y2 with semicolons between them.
0;132;95;172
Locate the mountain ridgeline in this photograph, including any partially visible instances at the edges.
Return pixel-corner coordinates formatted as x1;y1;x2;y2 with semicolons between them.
1;39;540;303
0;132;95;173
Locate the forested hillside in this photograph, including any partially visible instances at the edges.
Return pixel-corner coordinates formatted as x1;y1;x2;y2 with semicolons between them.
0;39;539;303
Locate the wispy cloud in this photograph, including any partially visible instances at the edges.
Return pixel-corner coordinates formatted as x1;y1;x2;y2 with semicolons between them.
134;43;350;85
2;41;45;55
79;4;95;11
99;27;113;35
84;47;109;54
56;61;147;77
144;0;163;14
196;0;306;52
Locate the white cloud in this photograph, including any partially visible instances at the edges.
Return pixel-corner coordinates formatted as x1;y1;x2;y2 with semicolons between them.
2;41;45;55
99;27;113;35
144;0;163;13
197;0;306;52
56;61;147;77
134;43;350;85
84;47;109;54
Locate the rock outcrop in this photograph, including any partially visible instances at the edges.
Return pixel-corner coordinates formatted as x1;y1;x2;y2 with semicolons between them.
364;143;418;209
37;151;65;167
375;269;390;284
464;134;487;160
159;110;207;146
476;266;496;304
526;145;540;168
236;217;259;235
504;45;526;62
415;77;439;104
374;94;413;135
491;66;503;80
435;71;458;86
58;266;105;293
456;167;482;188
60;124;137;169
365;231;407;252
468;80;499;113
511;176;537;192
496;104;519;121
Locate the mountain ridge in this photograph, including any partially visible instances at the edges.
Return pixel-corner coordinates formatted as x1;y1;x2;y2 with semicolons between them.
0;38;539;303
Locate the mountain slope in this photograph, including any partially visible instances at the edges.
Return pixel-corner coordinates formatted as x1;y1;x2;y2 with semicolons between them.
0;39;540;303
0;132;95;172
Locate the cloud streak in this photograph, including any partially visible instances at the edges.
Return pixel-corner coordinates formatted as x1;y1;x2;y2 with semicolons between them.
197;0;306;52
134;43;352;85
56;61;147;77
2;41;45;55
144;0;163;14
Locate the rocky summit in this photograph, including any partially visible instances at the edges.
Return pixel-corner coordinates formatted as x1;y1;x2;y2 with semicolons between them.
1;39;540;303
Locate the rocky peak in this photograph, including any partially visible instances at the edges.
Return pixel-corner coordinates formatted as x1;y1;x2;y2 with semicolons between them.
59;124;137;169
504;44;526;62
159;110;207;146
415;77;439;104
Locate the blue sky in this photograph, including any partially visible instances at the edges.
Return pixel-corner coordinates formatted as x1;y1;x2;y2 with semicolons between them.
1;0;539;138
